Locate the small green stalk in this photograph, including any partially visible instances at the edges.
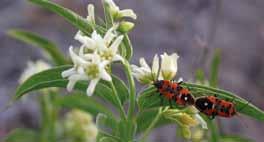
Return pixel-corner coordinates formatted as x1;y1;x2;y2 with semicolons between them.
39;91;58;142
123;60;136;119
207;119;220;142
110;82;127;120
140;108;163;142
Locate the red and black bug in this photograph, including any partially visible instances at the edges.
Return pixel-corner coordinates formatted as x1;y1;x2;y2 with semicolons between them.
153;80;195;107
195;96;236;119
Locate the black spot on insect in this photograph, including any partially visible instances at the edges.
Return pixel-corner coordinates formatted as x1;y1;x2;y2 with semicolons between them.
195;97;213;111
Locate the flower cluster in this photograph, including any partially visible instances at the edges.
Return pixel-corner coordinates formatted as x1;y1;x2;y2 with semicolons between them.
162;106;207;139
62;0;136;96
132;52;179;84
63;109;98;142
19;60;51;83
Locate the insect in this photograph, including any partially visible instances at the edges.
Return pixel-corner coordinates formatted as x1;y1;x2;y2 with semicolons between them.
153;80;195;107
195;95;236;119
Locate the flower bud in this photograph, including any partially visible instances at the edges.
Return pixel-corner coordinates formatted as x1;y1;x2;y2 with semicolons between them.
118;21;135;33
181;125;191;139
160;52;179;80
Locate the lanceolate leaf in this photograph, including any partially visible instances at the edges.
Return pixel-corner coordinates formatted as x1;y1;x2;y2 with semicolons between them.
55;94;114;117
209;49;221;87
138;84;264;121
5;128;38;142
112;75;129;105
28;0;93;35
136;108;173;133
220;135;253;142
14;65;127;108
115;120;137;142
123;34;133;61
7;29;67;65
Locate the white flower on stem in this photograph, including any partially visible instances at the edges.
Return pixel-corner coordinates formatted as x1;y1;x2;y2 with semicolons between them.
62;47;88;92
163;106;207;139
131;54;159;84
86;4;95;24
82;53;111;96
19;60;51;83
97;35;124;62
62;48;111;96
75;25;124;63
104;0;137;20
74;31;103;52
160;52;179;80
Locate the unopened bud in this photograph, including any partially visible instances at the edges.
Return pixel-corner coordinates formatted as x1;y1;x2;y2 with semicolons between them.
118;22;135;33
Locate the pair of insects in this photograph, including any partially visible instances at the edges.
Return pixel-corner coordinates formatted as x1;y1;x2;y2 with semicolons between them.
153;80;236;119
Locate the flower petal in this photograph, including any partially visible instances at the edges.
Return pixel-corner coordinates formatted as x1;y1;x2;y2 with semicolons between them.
139;58;151;70
112;54;124;62
195;114;208;129
67;79;78;92
100;69;112;81
109;35;124;53
104;24;118;45
119;9;137;19
69;46;87;66
87;4;95;23
86;78;99;96
62;68;76;78
151;54;159;77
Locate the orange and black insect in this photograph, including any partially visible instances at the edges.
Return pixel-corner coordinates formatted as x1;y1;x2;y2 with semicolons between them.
153;80;195;107
195;96;236;119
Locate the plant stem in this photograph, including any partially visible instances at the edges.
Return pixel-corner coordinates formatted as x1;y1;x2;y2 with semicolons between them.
123;60;136;119
39;91;57;142
110;82;127;120
207;119;220;142
140;108;163;142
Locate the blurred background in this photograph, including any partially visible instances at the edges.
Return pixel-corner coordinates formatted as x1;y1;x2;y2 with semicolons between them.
0;0;264;141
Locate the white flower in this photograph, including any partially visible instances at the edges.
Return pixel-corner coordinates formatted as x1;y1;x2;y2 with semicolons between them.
75;25;124;63
160;52;179;80
62;47;88;91
74;31;103;52
19;60;51;83
62;48;111;96
82;53;111;96
131;54;159;84
97;35;124;62
86;4;95;24
104;0;137;19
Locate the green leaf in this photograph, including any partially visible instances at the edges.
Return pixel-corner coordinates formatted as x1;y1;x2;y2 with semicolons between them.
112;75;129;105
123;34;133;61
102;0;114;28
115;120;137;142
209;48;221;87
55;94;114;117
99;137;119;142
138;84;264;121
7;29;67;65
14;65;124;109
220;135;253;142
195;68;206;84
136;108;172;133
96;113;118;134
5;128;38;142
28;0;93;35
